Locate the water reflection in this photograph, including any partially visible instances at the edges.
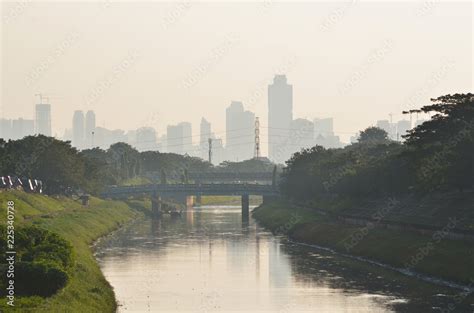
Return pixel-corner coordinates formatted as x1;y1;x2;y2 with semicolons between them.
95;206;472;313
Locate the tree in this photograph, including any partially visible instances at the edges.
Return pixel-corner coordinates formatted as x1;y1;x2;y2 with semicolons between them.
358;127;390;144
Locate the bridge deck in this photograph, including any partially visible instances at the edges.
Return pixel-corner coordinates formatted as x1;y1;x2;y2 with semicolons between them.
102;183;278;199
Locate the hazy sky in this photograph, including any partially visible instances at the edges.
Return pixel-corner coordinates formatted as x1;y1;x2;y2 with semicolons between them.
1;1;472;149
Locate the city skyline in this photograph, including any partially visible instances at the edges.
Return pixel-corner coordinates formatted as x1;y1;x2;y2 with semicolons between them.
0;75;419;166
2;2;471;151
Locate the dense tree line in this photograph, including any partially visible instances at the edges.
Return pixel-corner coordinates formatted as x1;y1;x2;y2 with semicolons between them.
0;135;278;194
280;94;474;201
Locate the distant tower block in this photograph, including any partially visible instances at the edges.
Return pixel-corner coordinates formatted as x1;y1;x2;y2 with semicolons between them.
35;94;52;136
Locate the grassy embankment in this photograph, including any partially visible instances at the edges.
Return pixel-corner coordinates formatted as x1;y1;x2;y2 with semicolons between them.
0;190;148;312
253;199;474;287
200;195;262;206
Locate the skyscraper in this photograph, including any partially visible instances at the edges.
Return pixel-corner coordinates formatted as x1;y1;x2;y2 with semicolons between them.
136;127;157;151
85;110;96;148
268;75;293;164
200;118;211;160
72;110;85;149
167;122;192;155
396;120;411;141
376;119;394;139
35;103;52;136
225;101;255;161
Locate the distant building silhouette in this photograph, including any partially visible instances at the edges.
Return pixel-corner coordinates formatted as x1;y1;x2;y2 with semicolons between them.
72;110;85;149
200;118;211;160
85;110;96;148
290;118;314;150
167;122;192;155
136;127;157;151
396;120;411;141
225;101;254;161
314;117;341;148
12;118;34;140
94;127;127;149
35;103;52;136
268;75;293;164
0;119;12;139
376;119;394;139
0;118;34;140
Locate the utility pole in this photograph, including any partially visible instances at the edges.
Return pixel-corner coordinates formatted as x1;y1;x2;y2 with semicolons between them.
254;117;260;159
208;138;212;164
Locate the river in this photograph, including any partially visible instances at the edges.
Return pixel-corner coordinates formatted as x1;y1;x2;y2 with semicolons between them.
94;205;472;312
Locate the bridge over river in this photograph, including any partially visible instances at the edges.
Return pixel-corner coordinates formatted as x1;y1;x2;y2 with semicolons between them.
102;183;279;217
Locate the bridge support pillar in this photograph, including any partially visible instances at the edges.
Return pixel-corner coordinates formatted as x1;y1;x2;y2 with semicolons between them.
241;194;249;218
195;195;202;206
151;196;161;218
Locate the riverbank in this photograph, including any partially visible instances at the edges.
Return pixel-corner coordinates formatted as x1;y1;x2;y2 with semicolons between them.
252;200;474;289
0;191;148;312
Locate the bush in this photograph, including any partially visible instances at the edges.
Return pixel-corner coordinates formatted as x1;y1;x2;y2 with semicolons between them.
0;225;74;297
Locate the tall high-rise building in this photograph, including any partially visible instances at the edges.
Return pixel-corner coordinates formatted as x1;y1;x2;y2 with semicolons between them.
225;101;255;161
136;127;157;151
200;118;211;160
396;120;411;141
35;103;52;136
85;110;96;148
72;110;85;149
181;122;192;154
268;75;293;164
376;119;394;139
167;122;192;155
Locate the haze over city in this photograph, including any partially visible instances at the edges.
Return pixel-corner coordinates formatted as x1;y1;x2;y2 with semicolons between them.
1;1;474;313
1;1;472;158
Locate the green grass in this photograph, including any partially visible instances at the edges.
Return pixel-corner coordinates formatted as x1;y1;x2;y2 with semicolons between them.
0;191;146;312
252;200;474;286
201;195;262;206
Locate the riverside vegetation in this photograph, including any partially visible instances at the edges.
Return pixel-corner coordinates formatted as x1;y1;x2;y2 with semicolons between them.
0;191;147;312
254;94;474;290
